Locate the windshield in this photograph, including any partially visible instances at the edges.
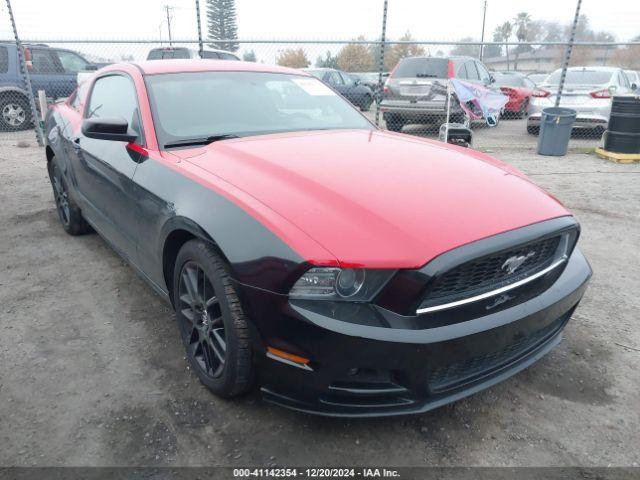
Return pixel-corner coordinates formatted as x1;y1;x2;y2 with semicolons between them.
146;71;373;147
493;74;524;87
546;69;613;85
147;48;191;60
305;70;325;80
393;58;448;78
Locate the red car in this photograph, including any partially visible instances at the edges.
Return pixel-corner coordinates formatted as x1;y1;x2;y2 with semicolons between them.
44;60;591;417
493;72;537;118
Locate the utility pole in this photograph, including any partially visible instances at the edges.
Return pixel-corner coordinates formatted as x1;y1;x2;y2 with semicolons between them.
555;0;582;107
164;5;174;46
479;0;488;60
195;0;204;58
374;0;389;127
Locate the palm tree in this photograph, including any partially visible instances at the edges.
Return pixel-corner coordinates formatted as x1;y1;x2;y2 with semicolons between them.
513;12;532;71
498;21;513;71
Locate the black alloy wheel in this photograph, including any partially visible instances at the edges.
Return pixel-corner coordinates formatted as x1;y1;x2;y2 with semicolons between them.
48;158;92;235
178;260;227;379
51;163;71;228
174;240;253;397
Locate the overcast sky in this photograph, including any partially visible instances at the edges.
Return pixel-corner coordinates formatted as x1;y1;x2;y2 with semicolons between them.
2;0;638;42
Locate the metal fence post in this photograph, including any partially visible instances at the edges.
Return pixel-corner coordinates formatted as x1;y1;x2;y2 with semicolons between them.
374;0;389;127
5;0;43;146
555;0;582;107
195;0;204;58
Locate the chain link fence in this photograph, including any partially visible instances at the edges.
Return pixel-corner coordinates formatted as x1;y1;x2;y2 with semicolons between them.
2;0;639;151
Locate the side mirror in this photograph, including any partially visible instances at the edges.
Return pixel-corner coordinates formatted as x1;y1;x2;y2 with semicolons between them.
82;117;137;142
632;83;638;90
489;75;495;84
354;78;361;86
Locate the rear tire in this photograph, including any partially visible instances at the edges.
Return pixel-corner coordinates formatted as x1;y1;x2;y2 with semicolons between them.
173;239;253;398
518;99;529;119
527;125;539;135
360;95;372;112
385;114;405;132
47;157;92;235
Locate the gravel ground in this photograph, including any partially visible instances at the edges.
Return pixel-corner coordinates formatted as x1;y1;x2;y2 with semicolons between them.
0;129;638;468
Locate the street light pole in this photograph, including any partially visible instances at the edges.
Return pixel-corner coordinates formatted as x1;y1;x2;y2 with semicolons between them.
480;0;487;60
164;5;174;46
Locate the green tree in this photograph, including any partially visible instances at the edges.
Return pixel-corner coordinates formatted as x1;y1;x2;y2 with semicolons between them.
498;21;513;70
451;37;480;58
513;12;532;70
206;0;239;52
276;48;310;68
386;31;425;71
337;37;375;72
315;50;339;68
482;29;503;58
242;50;256;62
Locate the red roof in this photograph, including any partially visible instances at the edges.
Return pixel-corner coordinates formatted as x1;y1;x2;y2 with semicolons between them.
131;59;307;76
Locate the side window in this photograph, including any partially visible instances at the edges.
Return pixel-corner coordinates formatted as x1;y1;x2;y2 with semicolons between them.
327;71;344;85
70;82;89;111
0;47;8;74
30;49;63;74
465;61;480;81
56;50;89;73
202;51;221;59
619;71;630;88
457;62;468;79
476;62;491;83
86;75;143;143
341;72;355;86
218;52;239;60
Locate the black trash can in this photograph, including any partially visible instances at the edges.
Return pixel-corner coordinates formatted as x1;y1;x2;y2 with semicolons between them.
537;107;577;156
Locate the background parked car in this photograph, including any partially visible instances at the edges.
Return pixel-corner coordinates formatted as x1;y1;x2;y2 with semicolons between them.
146;47;240;60
493;71;536;118
0;42;97;130
527;66;635;135
303;68;375;111
624;70;639;89
350;71;389;102
526;72;550;85
380;55;500;132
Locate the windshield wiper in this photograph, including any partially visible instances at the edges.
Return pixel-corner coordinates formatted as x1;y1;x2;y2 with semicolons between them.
164;134;240;149
416;73;438;78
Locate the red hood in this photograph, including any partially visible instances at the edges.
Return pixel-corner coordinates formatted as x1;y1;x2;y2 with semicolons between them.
172;130;569;269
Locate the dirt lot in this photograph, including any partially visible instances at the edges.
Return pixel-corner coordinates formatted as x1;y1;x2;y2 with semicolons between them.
0;129;639;468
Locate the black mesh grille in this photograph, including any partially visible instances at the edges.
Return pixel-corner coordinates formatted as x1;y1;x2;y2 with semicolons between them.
428;311;570;392
424;235;561;303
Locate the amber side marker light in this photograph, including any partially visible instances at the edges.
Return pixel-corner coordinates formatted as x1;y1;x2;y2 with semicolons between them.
266;346;313;371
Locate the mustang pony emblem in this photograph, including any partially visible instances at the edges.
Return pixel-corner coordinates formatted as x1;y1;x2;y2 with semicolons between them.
502;251;536;274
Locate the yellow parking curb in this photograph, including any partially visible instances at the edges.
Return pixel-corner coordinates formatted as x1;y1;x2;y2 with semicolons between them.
595;148;640;164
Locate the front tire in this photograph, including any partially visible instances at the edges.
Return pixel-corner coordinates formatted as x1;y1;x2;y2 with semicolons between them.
173;240;253;398
47;157;92;235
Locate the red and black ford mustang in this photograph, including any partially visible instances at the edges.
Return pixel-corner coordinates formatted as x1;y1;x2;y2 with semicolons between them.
44;60;591;417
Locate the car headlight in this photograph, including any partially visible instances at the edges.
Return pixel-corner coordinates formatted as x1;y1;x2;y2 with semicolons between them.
289;267;395;301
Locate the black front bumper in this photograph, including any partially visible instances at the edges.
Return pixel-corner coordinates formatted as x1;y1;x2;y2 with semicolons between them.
237;248;591;417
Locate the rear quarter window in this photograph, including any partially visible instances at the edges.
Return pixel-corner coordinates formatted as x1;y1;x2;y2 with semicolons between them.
393;58;449;79
0;46;8;73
